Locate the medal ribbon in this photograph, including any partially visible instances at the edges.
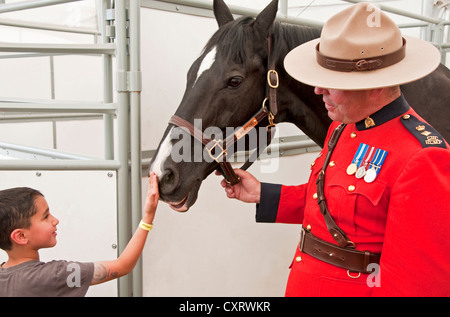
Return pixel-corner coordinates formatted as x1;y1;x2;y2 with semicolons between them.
362;146;375;168
351;143;369;167
369;148;388;174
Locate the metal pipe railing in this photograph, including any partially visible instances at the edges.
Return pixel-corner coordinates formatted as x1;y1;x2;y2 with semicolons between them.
0;102;117;114
101;0;115;161
0;43;115;54
342;0;449;25
0;159;120;170
0;0;82;14
141;0;324;27
0;18;100;35
129;0;143;298
115;0;132;298
0;141;97;160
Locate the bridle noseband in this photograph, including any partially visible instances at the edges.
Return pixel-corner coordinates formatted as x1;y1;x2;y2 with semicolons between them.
168;38;279;185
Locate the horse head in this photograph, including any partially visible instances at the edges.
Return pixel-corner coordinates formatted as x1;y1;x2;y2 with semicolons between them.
149;0;280;212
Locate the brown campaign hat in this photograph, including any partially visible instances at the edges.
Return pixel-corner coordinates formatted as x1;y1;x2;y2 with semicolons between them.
284;2;441;90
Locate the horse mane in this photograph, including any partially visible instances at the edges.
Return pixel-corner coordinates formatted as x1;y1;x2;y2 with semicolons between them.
203;17;321;67
271;22;321;66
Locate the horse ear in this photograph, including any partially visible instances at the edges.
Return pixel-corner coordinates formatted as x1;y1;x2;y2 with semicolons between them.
254;0;279;38
213;0;234;28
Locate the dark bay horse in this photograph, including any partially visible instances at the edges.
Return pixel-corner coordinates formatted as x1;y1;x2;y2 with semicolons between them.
149;0;450;212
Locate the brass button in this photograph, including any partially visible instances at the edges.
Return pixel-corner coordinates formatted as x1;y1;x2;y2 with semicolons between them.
402;114;410;120
313;193;318;199
348;185;356;192
350;132;357;138
295;256;302;263
306;224;312;230
311;161;315;167
329;161;336;167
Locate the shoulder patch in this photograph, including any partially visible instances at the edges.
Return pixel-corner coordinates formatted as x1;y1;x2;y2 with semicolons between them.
400;114;447;149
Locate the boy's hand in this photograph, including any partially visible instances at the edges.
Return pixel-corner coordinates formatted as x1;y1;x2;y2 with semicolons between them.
142;172;159;224
91;172;160;286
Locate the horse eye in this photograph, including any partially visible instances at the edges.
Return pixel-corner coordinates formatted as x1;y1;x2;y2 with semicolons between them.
227;76;243;89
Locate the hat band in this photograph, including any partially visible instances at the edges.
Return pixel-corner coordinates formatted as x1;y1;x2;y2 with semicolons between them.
316;38;406;72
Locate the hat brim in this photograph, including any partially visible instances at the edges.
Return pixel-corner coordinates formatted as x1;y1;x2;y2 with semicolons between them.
284;35;441;90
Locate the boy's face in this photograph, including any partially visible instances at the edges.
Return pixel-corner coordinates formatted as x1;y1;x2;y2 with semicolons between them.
24;196;59;250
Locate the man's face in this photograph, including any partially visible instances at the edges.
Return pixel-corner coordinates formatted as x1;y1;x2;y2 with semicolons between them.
314;87;372;123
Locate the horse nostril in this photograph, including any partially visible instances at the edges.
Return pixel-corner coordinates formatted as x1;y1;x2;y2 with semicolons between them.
160;167;179;194
163;171;175;185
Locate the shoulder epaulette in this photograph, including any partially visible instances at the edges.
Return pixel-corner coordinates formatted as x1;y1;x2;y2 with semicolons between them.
401;114;447;149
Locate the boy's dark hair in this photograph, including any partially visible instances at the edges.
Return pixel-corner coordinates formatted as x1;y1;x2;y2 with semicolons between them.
0;187;44;251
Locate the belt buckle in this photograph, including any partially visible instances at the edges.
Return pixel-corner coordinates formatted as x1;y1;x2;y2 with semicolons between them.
299;227;306;252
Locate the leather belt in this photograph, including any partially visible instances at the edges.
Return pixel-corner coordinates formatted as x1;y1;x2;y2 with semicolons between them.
299;227;381;274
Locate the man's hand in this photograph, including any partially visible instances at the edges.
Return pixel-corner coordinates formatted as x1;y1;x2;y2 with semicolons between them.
218;169;261;204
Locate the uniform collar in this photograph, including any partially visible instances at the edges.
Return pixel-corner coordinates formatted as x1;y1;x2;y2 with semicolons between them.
355;94;410;131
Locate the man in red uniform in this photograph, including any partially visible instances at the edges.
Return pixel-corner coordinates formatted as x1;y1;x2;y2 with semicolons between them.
221;3;450;296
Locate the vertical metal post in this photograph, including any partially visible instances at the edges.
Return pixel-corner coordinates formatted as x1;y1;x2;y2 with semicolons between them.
49;55;58;150
115;0;131;297
279;0;288;16
129;0;143;297
422;0;446;64
101;0;115;160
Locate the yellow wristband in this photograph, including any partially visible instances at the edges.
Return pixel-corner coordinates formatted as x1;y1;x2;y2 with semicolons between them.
139;220;153;231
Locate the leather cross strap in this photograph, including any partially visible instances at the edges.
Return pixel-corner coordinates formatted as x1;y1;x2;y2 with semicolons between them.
316;123;354;248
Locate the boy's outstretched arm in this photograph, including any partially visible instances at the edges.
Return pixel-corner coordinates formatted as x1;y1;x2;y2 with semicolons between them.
90;172;159;285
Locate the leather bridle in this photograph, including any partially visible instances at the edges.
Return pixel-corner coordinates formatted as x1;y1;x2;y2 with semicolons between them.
168;39;279;185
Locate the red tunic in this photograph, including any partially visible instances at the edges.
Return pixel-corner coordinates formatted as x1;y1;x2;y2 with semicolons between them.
256;96;450;296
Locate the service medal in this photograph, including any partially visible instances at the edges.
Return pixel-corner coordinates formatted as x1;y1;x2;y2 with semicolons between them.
346;143;369;175
346;163;358;175
364;168;377;183
355;166;367;179
355;146;375;179
363;148;388;183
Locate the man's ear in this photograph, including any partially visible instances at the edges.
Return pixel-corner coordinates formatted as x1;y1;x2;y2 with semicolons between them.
10;229;28;246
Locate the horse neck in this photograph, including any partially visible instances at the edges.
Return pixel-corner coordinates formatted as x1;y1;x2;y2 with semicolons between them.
271;23;331;147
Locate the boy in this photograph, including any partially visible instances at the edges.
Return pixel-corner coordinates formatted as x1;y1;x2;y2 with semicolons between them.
0;172;159;296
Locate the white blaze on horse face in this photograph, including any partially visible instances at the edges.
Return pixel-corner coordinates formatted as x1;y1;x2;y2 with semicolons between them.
194;46;217;86
150;127;174;178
